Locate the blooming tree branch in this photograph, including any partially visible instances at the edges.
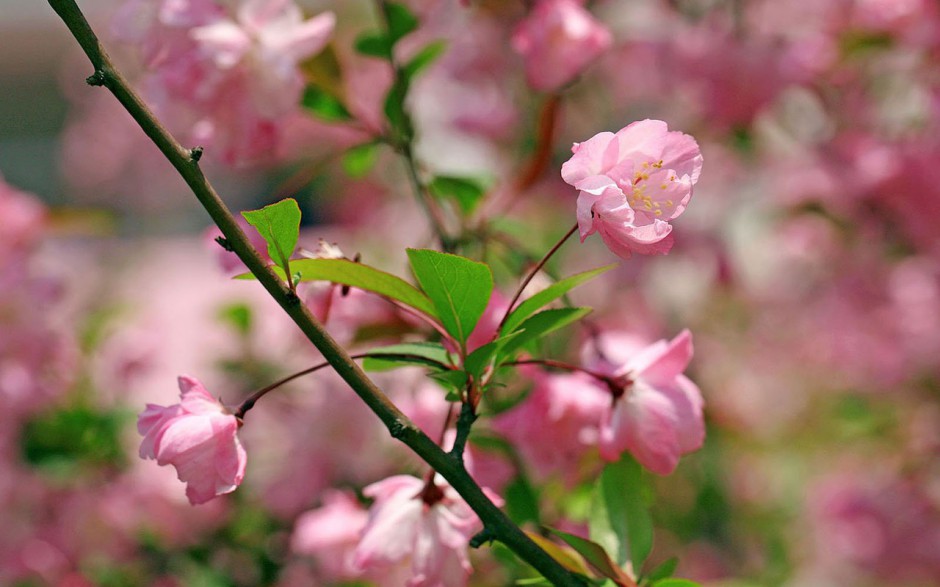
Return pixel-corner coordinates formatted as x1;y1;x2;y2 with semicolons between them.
46;1;586;584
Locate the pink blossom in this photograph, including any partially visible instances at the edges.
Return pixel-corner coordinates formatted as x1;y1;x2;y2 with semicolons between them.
561;120;703;258
291;491;369;582
512;0;612;92
112;0;335;165
354;475;494;587
584;330;704;474
137;376;247;504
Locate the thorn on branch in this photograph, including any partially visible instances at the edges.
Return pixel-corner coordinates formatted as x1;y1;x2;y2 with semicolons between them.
190;146;204;162
284;290;301;307
85;70;106;86
469;528;496;549
214;236;234;251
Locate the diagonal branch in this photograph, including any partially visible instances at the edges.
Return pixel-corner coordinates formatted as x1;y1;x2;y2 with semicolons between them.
46;1;584;585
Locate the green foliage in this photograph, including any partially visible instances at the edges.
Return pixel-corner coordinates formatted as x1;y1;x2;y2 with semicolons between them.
241;199;301;284
354;32;392;59
499;307;592;357
407;248;493;348
504;475;541;526
590;455;654;573
652;580;702;587
643;558;678;584
428;175;488;215
21;404;129;474
217;302;253;336
240;257;437;318
501;264;616;334
383;1;419;44
383;75;413;141
404;40;447;78
547;527;636;586
342;142;380;177
301;85;352;121
361;342;453;371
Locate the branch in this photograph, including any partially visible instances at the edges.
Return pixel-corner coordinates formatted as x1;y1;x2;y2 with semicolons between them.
46;1;583;584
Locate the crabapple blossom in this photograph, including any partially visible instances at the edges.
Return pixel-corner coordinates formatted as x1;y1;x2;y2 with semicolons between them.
112;0;335;164
562;119;703;258
584;329;704;474
512;0;612;92
291;491;370;583
137;376;247;504
354;475;497;587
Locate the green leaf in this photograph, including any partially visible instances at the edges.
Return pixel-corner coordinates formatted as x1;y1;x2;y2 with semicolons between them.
404;40;447;78
498;307;592;358
407;249;493;347
428;369;468;398
504;475;541;526
463;331;525;379
361;342;452;371
354;31;392;59
547;528;637;587
384;76;413;140
342;142;379;177
428;175;487;215
523;531;593;578
384;1;419;44
236;258;436;318
502;265;616;334
653;580;701;587
301;85;352;121
217;302;253;336
643;558;678;583
590;455;654;573
241;198;301;280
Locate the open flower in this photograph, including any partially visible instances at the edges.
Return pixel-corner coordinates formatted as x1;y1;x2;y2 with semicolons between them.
137;376;247;504
562;119;703;258
585;330;704;474
354;475;497;587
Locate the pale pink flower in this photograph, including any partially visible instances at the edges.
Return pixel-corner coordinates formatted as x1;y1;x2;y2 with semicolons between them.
291;491;369;583
137;376;247;505
512;0;612;92
561;119;703;258
354;475;495;587
584;330;704;475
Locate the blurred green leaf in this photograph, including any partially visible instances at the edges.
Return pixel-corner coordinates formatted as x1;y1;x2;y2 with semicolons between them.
590;455;654;572
407;249;493;346
653;580;702;587
644;557;678;583
301;85;352;121
384;76;413;140
22;405;128;473
504;475;541;526
241;199;301;281
404;40;447;79
429;175;487;215
217;302;253;336
342;142;379;177
384;1;419;44
354;31;392;59
502;265;615;334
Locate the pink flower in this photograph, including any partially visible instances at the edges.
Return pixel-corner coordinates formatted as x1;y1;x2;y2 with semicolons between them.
137;376;247;504
354;475;496;587
561;119;703;258
512;0;612;92
291;491;369;582
585;330;704;474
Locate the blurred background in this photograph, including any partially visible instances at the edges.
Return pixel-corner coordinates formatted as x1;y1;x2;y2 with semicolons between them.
2;0;940;586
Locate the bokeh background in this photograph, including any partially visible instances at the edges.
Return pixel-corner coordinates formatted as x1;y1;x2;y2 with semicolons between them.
2;0;940;586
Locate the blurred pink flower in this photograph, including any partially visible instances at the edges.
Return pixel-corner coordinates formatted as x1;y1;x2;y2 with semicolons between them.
291;491;369;583
137;376;247;504
354;475;494;587
562;120;703;258
112;0;335;165
492;370;607;481
512;0;612;92
585;329;704;474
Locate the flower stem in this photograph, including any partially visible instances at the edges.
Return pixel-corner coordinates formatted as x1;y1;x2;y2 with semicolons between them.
47;2;585;583
497;222;578;332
